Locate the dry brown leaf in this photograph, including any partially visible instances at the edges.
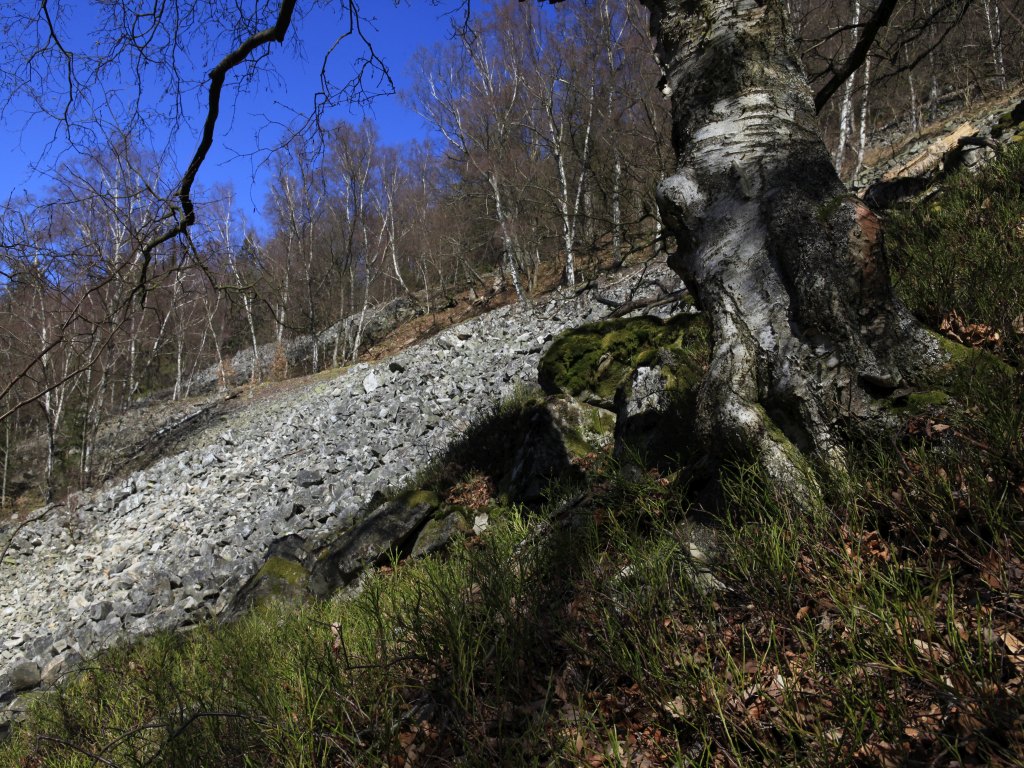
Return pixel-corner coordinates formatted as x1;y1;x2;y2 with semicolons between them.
912;638;953;664
398;730;417;750
823;728;845;744
745;700;766;721
554;673;570;703
330;622;342;657
662;696;688;720
854;740;903;768
1003;631;1023;655
981;567;1004;590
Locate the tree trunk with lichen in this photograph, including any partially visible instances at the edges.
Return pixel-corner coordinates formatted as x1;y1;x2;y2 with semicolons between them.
638;0;939;486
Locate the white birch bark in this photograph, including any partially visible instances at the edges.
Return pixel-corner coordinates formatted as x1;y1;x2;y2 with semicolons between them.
834;0;862;175
854;56;872;180
982;0;1007;89
489;174;525;303
1;418;9;512
641;0;937;487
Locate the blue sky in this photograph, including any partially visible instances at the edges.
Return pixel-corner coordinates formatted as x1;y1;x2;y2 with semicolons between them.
0;1;462;230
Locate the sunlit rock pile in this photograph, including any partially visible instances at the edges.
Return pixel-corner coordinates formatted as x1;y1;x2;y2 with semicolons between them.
856;94;1024;208
0;263;683;727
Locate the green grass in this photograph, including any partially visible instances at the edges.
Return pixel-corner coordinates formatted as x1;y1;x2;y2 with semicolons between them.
6;416;1020;766
888;141;1024;363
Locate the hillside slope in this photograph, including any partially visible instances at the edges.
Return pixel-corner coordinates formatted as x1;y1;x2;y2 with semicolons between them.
0;262;682;716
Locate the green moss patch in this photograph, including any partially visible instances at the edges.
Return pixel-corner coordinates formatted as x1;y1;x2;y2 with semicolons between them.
538;314;707;406
257;555;309;589
905;390;949;410
233;554;312;610
544;396;616;458
393;489;440;513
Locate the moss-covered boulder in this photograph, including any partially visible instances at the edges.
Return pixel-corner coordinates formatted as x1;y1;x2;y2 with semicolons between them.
991;99;1024;140
500;403;584;503
544;395;616;457
499;396;616;503
613;354;706;469
228;534;314;614
538;315;704;409
540;314;708;468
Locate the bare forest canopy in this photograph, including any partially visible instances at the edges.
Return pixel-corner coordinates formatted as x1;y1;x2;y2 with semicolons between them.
0;0;1021;508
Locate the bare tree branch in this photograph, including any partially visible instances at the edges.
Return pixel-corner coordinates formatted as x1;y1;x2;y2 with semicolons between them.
135;0;299;291
814;0;900;113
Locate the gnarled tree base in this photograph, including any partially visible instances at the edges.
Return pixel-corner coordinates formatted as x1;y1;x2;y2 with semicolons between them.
641;0;942;494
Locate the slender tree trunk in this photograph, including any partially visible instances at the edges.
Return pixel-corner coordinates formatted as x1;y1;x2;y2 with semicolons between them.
1;418;10;513
244;291;260;382
206;300;228;392
174;333;185;400
385;187;411;295
85;367;108;484
489;174;525;302
908;71;921;134
44;409;57;503
126;313;139;404
602;0;626;267
652;202;665;261
641;0;938;485
854;57;872;180
982;0;1007;89
834;0;861;176
552;133;577;287
79;365;95;486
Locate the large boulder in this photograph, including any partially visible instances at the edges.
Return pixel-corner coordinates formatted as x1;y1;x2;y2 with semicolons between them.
310;490;441;596
538;314;701;407
539;314;707;469
228;535;315;614
501;401;585;503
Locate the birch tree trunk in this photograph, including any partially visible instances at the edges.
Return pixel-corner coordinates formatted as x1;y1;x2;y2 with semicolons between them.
854;56;872;180
489;174;526;303
640;0;939;486
834;0;861;176
982;0;1007;90
1;418;9;512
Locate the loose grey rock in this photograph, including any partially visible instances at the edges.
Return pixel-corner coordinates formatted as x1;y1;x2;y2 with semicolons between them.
362;370;381;393
8;660;40;691
294;469;324;488
89;602;113;622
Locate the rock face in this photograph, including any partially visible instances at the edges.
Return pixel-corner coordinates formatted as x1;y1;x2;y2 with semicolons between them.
0;262;684;724
191;296;423;392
